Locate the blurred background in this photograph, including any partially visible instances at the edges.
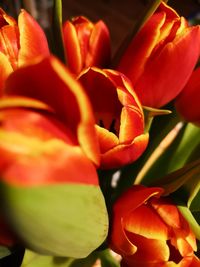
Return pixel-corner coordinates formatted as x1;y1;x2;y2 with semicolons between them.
1;0;200;54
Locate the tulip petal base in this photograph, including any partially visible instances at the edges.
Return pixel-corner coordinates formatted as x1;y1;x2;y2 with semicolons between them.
0;182;108;258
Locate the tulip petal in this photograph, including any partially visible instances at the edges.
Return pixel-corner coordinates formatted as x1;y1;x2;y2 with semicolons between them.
5;56;100;166
95;125;119;153
0;131;98;186
114;185;164;216
0;52;12;94
175;67;200;124
124;204;169;240
0;8;16;26
0;25;19;69
110;217;137;256
79;67;122;122
0;108;99;186
63;20;82;74
18;9;49;66
0;96;52;111
125;232;170;263
118;12;167;83
135;26;200;107
87;20;110;67
100;133;149;169
119;106;144;143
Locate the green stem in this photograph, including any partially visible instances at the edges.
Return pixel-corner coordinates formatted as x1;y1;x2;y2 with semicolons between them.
52;0;66;63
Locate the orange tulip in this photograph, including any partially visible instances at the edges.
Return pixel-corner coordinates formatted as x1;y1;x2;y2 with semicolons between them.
3;56;100;167
175;67;200;126
78;67;149;169
109;185;199;267
0;8;49;94
63;16;110;75
118;2;200;108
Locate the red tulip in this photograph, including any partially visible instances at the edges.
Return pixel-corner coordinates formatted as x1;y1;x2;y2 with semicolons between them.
78;67;149;169
109;185;199;267
118;2;200;108
175;67;200;126
0;8;49;94
63;16;110;75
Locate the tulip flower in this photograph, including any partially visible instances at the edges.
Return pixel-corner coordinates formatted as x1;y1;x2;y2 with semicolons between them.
78;67;149;169
0;57;108;257
117;2;200;108
63;16;111;75
175;67;200;126
109;185;199;267
0;8;49;94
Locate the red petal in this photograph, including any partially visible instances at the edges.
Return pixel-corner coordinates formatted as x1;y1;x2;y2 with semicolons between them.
18;9;49;66
175;67;200;124
135;26;200;107
86;20;110;68
113;185;164;217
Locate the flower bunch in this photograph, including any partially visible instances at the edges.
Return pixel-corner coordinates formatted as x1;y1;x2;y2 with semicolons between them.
0;1;199;267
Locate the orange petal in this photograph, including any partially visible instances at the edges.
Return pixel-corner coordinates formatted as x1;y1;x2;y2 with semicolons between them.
0;8;17;26
119;106;144;143
95;125;119;153
18;9;49;66
110;217;137;256
100;133;149;169
0;52;13;95
0;25;19;69
124;204;169;240
117;12;167;83
5;56;100;166
135;26;200;107
63;20;82;74
124;232;170;263
0;111;98;186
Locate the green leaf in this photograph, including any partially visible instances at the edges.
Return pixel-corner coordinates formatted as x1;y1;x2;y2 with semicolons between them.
0;183;108;258
178;205;200;240
0;246;11;259
185;176;200;211
52;0;66;63
141;123;200;185
149;159;200;196
21;250;98;267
